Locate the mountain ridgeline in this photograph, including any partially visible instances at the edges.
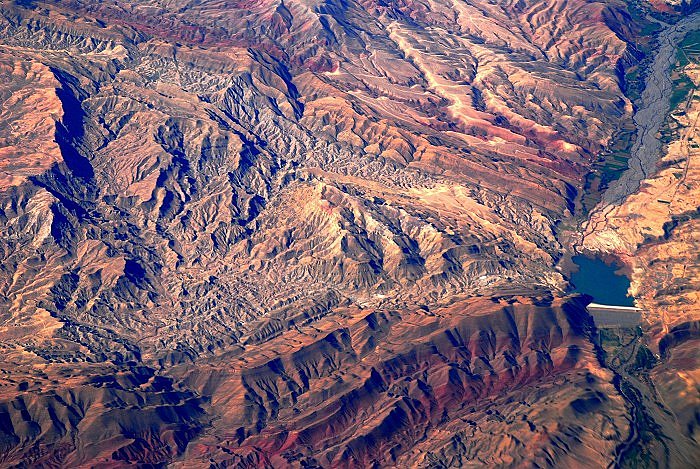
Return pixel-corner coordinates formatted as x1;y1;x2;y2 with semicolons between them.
0;0;697;467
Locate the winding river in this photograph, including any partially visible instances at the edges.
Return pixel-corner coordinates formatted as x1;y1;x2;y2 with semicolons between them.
603;11;700;205
587;12;700;467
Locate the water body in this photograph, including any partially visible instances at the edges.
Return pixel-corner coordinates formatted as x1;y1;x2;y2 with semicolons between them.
570;255;634;306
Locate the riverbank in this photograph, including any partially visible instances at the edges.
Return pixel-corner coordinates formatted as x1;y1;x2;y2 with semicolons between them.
602;11;700;205
578;17;700;332
573;12;700;468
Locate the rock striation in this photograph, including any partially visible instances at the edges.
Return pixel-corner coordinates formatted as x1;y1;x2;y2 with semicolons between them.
0;0;695;466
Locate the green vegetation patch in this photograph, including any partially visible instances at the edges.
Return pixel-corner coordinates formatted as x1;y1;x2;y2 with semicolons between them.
669;74;694;110
658;29;700;148
678;30;700;56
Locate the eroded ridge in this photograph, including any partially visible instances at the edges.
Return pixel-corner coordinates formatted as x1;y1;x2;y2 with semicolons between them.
0;0;696;466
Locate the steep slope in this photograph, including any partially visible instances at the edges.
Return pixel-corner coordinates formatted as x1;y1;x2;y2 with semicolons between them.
0;0;643;357
182;296;626;468
0;0;688;466
580;19;700;465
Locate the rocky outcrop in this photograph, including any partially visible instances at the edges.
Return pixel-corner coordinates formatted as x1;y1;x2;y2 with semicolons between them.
182;296;628;468
0;0;676;466
579;15;700;468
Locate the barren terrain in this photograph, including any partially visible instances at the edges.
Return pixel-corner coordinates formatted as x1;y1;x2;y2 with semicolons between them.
0;0;697;467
